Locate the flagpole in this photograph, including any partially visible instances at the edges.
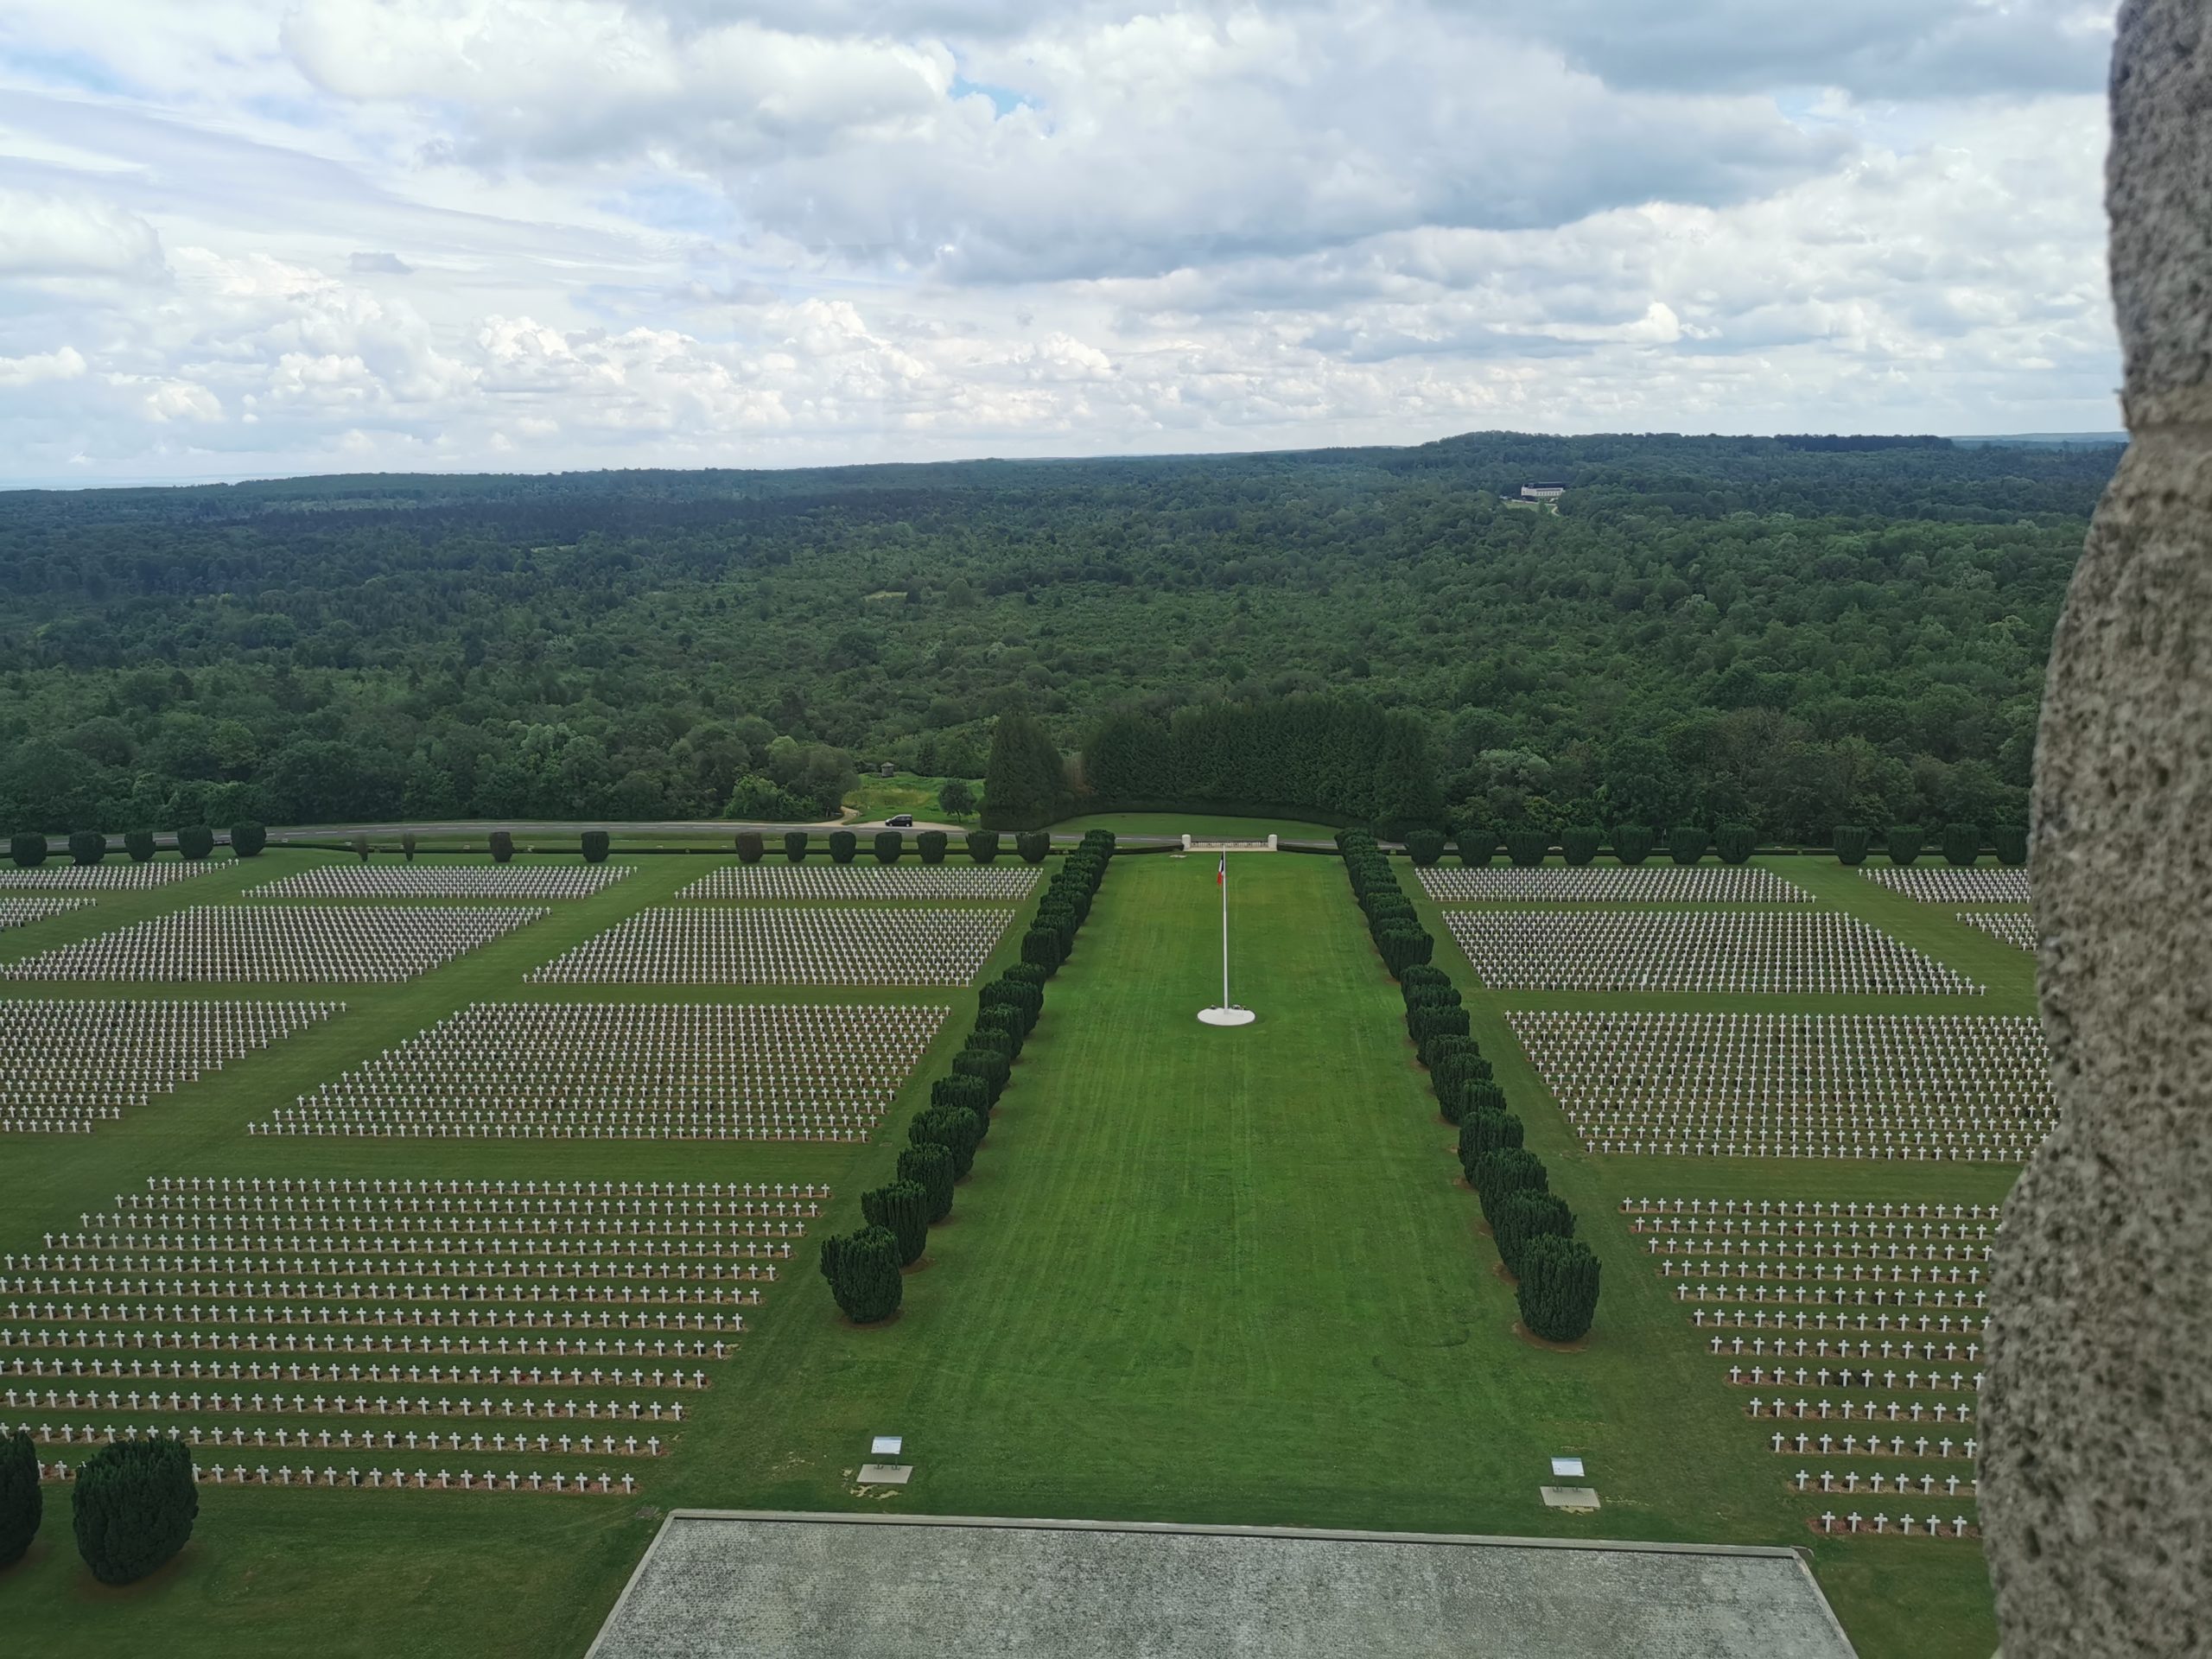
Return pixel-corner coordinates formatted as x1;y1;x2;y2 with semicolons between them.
1221;854;1230;1010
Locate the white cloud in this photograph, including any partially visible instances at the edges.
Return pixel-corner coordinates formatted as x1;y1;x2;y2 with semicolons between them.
0;1;2126;483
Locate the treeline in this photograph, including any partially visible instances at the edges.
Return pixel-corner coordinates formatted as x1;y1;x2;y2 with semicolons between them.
0;433;2114;838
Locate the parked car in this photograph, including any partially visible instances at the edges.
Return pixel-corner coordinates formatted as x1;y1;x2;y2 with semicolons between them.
886;813;914;828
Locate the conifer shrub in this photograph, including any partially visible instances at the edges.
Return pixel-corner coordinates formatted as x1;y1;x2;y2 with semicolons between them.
0;1427;37;1568
72;1439;196;1585
818;1227;903;1323
860;1182;931;1266
1833;825;1871;866
68;830;105;867
896;1143;956;1224
1457;1109;1523;1181
177;825;215;861
1992;826;2028;868
1455;826;1499;867
402;833;417;862
966;830;1001;863
1667;826;1709;865
908;1105;982;1179
9;833;47;868
917;830;949;864
1516;1235;1601;1342
1473;1147;1548;1218
1560;826;1603;867
1886;825;1924;867
735;831;765;864
1492;1191;1576;1278
1404;830;1446;867
874;830;902;864
931;1072;994;1123
1941;823;1981;868
353;833;372;863
1504;830;1549;868
830;830;858;864
1714;823;1757;866
582;830;611;864
1016;830;1051;865
952;1045;1012;1103
124;830;156;863
1610;825;1656;866
783;830;810;862
489;830;515;863
231;822;267;859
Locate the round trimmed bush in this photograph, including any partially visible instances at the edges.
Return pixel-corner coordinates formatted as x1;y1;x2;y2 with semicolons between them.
1992;825;2028;868
1666;826;1709;866
966;830;1001;864
874;830;903;864
1492;1190;1575;1278
581;830;611;864
1473;1147;1548;1218
231;821;267;859
488;830;515;864
860;1181;930;1267
1404;830;1446;868
896;1143;956;1224
1504;830;1549;868
917;830;949;865
734;831;766;864
9;833;48;869
1454;827;1499;868
1560;826;1603;868
1457;1109;1523;1182
829;830;858;865
1015;830;1050;865
1833;825;1871;867
783;830;810;862
1714;823;1756;866
1941;823;1981;868
68;830;106;868
72;1438;196;1585
1610;825;1656;866
0;1427;38;1568
124;830;156;863
176;825;215;861
818;1227;903;1323
1885;826;1924;867
1516;1235;1601;1343
908;1105;982;1179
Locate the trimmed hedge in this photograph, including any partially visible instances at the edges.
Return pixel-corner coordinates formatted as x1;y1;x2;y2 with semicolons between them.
818;1227;903;1323
829;830;858;865
1516;1236;1601;1343
1560;826;1602;868
0;1427;37;1568
1404;829;1446;867
1457;1109;1523;1182
72;1439;196;1585
874;830;903;864
966;830;1001;863
1666;826;1709;866
896;1144;956;1224
1942;823;1980;868
582;830;611;864
1492;1190;1575;1279
1504;830;1549;868
9;833;48;868
231;821;267;859
1886;825;1924;867
1473;1147;1548;1216
1611;825;1655;866
1992;825;2028;868
68;830;105;868
1454;826;1499;868
735;831;765;864
784;830;810;862
489;830;514;864
860;1181;930;1266
1834;825;1870;867
124;830;156;863
917;830;949;865
1714;823;1756;866
1016;830;1050;864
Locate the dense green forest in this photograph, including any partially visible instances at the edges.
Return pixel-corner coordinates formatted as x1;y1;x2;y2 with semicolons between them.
0;432;2115;841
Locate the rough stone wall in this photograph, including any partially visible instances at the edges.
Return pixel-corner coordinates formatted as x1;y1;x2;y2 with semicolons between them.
1982;2;2212;1651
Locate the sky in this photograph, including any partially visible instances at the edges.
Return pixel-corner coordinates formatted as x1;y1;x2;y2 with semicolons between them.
0;0;2124;486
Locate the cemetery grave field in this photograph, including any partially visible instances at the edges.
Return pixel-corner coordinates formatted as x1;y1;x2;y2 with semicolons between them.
676;864;1041;902
1957;912;2037;952
0;897;97;934
0;842;2029;1659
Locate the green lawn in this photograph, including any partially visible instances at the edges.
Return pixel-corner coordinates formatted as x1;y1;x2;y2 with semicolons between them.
0;849;2008;1656
842;772;979;825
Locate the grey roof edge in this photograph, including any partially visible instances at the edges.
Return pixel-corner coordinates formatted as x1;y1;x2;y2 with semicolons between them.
587;1509;1858;1658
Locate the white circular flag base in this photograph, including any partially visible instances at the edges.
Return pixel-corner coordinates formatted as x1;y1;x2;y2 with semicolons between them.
1198;1006;1257;1027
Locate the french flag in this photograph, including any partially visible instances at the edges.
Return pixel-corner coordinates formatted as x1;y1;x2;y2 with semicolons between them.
1217;854;1226;887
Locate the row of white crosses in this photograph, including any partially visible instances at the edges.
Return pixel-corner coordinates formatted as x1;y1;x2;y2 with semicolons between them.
677;864;1041;902
4;1176;834;1497
35;1453;642;1496
1958;912;2037;952
1512;1012;2053;1161
1445;911;1980;995
1;905;547;983
0;861;222;890
251;866;636;900
527;906;1014;986
253;1001;946;1141
1416;867;1812;904
1;897;94;932
1861;868;2031;905
1630;1192;1998;1538
0;999;342;1135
